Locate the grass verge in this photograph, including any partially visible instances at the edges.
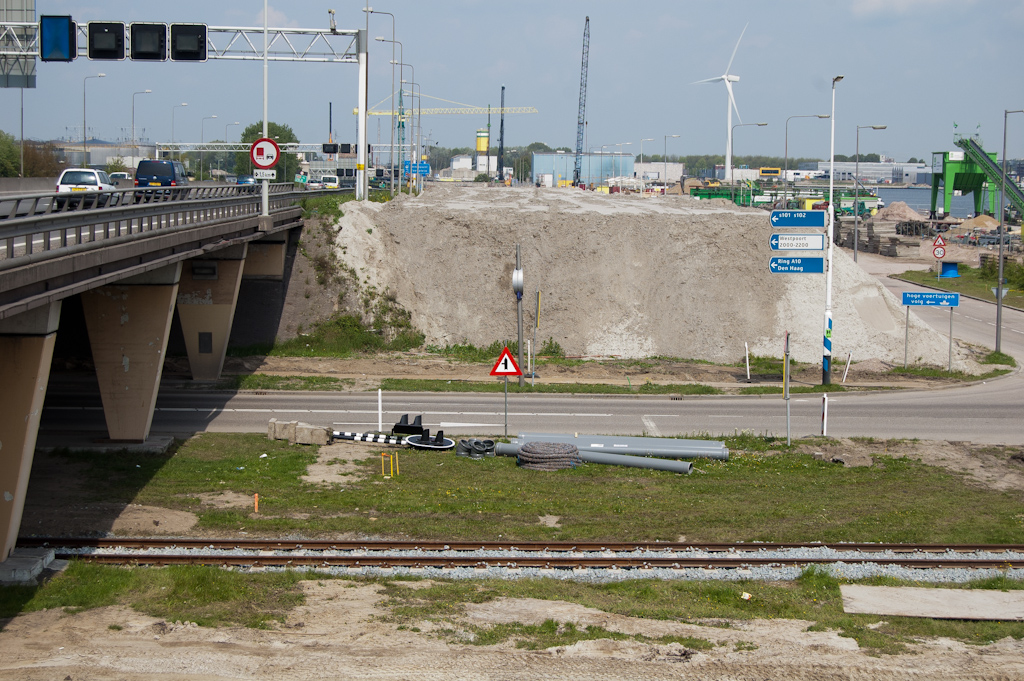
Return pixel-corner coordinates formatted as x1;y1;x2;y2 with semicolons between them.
894;266;1024;308
378;378;722;395
217;374;355;391
44;432;1024;544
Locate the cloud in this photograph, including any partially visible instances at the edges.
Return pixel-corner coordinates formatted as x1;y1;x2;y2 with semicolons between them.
257;6;300;28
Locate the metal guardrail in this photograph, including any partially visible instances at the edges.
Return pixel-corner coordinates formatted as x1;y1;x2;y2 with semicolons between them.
0;184;328;265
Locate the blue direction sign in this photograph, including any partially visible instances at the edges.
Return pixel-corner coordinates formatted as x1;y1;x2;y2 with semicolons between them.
769;233;826;251
769;210;827;228
403;161;431;176
769;257;825;274
901;291;960;307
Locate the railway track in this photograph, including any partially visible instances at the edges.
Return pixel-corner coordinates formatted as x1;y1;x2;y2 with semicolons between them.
18;538;1024;571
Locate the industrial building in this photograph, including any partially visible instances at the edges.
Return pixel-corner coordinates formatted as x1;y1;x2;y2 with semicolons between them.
815;160;930;184
531;151;634;187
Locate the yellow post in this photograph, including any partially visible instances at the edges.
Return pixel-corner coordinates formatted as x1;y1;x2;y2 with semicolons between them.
254;493;259;513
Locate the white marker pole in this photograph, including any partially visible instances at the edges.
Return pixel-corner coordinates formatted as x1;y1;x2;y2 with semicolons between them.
745;342;750;381
821;394;829;437
842;352;852;383
378;388;383;433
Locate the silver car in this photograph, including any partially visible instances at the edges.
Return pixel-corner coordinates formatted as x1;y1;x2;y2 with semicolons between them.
56;168;116;208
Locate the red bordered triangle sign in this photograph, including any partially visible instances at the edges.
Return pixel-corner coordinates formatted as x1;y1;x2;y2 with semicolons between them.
490;346;522;376
933;234;946;247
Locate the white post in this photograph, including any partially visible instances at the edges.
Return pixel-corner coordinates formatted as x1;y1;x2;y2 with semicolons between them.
842;352;852;383
377;388;382;433
821;394;829;437
261;0;270;217
823;75;843;385
357;29;368;200
744;342;750;381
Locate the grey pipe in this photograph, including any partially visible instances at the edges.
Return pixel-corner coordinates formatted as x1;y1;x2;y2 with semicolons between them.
494;442;692;474
516;433;728;461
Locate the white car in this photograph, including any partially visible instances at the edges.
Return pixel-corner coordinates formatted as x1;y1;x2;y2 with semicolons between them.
56;168;116;208
321;174;340;189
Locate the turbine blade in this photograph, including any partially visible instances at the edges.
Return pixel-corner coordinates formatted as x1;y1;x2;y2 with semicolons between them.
692;76;724;85
725;22;749;75
725;80;742;125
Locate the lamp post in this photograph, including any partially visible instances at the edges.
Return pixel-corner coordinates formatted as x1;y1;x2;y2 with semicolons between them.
403;78;422;192
997;109;1024;354
823;75;844;385
664;134;679;193
784;114;829;209
729;122;767;185
83;73;106;167
614;142;631;188
201;115;217;181
225;121;240;142
131;89;152;159
393;60;415;190
639;138;653;193
854;124;887;262
370;17;397;196
171;103;187;160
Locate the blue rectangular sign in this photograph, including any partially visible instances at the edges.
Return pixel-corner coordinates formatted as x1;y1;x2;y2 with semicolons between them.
769;210;827;228
403;161;431;176
901;291;960;307
769;257;825;274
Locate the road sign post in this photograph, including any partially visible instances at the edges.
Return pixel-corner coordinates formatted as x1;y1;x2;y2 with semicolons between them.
490;346;522;436
901;291;960;372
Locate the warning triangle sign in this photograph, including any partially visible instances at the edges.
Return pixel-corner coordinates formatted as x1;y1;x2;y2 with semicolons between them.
490;346;522;376
933;234;946;247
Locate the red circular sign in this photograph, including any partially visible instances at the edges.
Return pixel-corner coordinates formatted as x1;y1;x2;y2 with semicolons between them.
933;246;946;259
250;137;281;169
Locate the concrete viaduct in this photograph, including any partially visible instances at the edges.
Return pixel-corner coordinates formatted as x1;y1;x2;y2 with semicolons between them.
0;184;317;559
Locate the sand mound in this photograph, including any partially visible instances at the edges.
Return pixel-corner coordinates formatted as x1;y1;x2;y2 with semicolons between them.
333;186;973;369
874;200;926;222
959;214;1000;232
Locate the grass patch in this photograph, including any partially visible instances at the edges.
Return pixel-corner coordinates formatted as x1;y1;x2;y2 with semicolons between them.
267;315;424;358
0;561;303;628
44;432;1024;544
378;378;721;395
890;366;1011;381
737;385;851;395
894;265;1024;308
981;351;1017;367
375;570;1024;654
223;374;354;391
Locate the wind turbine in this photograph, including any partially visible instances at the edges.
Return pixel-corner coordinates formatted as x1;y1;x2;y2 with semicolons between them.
694;23;748;184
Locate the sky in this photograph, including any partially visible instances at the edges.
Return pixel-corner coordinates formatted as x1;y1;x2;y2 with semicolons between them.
3;0;1024;163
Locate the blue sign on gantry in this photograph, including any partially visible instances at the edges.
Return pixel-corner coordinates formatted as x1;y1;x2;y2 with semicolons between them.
769;257;825;274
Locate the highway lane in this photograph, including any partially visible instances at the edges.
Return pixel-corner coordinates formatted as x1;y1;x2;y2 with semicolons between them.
40;374;1024;444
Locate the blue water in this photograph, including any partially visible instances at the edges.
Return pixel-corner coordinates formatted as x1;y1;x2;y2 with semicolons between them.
876;186;989;219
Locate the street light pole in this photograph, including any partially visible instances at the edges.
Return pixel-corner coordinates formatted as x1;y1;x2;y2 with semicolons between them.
997;109;1024;354
171;103;187;160
201;115;217;181
83;73;106;167
854;124;886;262
368;11;396;197
664;134;679;193
131;89;152;160
639;138;653;193
784;114;829;209
729;122;767;201
225;121;240;142
823;75;844;386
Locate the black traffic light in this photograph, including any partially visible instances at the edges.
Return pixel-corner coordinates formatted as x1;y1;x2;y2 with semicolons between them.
130;23;167;61
340;143;352;154
88;22;125;60
322;143;339;154
170;24;207;61
39;16;77;62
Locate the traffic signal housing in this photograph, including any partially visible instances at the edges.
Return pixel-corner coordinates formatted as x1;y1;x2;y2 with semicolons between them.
88;22;125;60
130;23;167;61
170;24;208;61
322;143;339;154
39;16;77;62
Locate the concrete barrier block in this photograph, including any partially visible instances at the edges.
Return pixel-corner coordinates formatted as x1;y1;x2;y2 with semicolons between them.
295;423;330;446
268;418;278;440
280;420;298;444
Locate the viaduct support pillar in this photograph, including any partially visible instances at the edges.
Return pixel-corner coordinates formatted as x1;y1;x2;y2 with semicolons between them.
0;303;61;559
82;264;181;442
177;246;247;381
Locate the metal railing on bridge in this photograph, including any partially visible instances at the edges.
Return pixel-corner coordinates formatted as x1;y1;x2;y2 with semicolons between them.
0;184;341;264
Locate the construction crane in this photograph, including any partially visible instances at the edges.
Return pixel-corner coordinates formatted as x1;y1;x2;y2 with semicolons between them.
573;17;590;187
